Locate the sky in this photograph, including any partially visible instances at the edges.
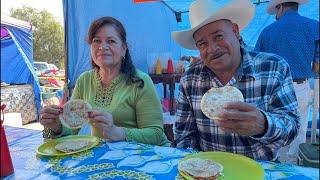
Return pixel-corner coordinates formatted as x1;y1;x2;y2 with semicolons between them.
1;0;64;25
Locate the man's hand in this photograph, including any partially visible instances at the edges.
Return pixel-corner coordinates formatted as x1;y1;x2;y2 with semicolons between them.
215;102;267;136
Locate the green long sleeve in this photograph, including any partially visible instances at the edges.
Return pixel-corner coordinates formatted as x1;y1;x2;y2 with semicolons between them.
70;69;170;146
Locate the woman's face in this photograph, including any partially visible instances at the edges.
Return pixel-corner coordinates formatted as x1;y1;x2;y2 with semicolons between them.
90;25;127;70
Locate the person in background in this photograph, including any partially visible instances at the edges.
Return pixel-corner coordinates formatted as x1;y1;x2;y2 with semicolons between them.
40;16;170;146
171;0;299;161
255;0;319;158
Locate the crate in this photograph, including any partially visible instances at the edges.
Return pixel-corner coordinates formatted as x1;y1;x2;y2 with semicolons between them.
297;143;319;168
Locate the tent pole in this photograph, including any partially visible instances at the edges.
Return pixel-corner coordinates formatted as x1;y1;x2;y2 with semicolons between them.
63;0;70;102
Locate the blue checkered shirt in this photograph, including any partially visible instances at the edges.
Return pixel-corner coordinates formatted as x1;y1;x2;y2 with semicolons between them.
174;47;300;161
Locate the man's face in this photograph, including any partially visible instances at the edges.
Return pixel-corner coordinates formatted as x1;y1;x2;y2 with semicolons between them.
193;20;242;74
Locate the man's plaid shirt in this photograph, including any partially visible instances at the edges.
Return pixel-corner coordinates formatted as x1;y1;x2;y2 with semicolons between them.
174;47;300;161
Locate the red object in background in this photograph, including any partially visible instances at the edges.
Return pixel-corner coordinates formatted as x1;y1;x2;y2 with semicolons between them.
133;0;159;3
162;98;170;112
167;58;174;74
1;104;6;111
1;104;6;122
47;77;61;87
0;104;14;177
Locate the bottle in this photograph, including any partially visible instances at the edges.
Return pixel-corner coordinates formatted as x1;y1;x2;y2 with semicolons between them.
0;121;14;177
155;59;162;75
167;58;174;74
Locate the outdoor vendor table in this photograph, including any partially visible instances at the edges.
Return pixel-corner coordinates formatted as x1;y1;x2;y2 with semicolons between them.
149;73;181;115
3;126;319;180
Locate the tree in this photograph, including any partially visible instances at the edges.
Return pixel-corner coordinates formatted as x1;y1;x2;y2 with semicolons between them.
10;6;64;69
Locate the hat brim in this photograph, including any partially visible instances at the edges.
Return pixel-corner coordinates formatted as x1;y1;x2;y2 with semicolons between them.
172;0;255;50
267;0;308;14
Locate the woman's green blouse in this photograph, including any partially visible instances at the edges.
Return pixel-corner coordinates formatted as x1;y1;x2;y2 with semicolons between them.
68;69;170;146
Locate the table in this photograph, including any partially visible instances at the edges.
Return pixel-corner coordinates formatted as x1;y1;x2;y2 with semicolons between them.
149;73;181;115
3;126;319;180
4;126;41;145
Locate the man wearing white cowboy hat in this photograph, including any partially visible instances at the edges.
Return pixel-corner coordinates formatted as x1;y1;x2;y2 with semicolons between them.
172;0;300;161
255;0;319;160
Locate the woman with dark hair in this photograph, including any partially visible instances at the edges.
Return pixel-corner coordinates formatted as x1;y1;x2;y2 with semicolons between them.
40;16;170;146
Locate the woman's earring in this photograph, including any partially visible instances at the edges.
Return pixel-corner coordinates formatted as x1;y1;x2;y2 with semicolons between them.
121;56;125;61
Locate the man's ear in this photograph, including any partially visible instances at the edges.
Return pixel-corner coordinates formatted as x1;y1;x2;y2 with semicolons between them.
232;23;241;40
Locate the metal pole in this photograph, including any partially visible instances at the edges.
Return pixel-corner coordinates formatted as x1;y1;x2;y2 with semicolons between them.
311;78;319;143
63;0;70;102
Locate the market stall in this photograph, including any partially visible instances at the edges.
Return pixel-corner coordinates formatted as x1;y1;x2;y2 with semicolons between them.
1;15;41;121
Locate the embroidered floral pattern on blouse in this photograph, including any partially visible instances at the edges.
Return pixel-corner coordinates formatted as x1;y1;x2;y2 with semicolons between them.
94;70;124;107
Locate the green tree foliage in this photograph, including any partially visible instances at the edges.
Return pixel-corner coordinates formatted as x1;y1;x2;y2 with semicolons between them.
10;6;64;69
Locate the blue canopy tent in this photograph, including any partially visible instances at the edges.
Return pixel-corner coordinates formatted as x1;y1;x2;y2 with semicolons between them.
1;15;41;118
63;0;181;90
63;0;319;139
63;0;319;90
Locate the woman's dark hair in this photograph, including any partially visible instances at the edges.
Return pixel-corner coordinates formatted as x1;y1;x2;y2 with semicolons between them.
87;16;144;88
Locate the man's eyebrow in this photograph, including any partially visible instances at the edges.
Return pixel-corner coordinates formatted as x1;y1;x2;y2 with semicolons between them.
195;30;223;44
195;39;205;45
210;30;223;35
196;38;204;42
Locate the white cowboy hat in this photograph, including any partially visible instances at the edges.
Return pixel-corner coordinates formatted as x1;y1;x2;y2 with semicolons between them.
171;0;255;50
267;0;308;14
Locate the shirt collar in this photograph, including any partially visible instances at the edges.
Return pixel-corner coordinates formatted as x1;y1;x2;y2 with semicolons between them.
281;10;299;19
236;44;255;81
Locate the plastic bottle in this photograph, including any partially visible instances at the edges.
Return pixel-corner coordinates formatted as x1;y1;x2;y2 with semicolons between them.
0;121;14;177
167;58;174;74
155;59;162;75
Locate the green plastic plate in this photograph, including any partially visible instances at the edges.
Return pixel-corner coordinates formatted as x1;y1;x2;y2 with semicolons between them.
36;135;99;156
178;151;264;180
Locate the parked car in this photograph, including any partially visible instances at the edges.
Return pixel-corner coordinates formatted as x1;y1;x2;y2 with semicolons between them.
34;61;50;76
56;69;65;77
48;64;59;71
34;61;60;76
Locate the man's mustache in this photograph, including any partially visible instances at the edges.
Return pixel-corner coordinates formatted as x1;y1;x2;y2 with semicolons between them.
207;51;225;60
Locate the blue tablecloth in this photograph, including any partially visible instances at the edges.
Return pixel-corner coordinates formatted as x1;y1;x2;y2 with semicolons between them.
3;126;319;180
4;125;41;145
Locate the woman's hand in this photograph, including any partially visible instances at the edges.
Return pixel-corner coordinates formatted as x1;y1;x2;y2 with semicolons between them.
215;102;267;136
87;110;125;141
40;105;63;134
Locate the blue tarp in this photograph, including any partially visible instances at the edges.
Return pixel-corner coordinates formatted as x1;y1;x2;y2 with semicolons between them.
176;0;319;55
63;0;180;89
63;0;319;90
1;16;41;116
63;0;319;130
